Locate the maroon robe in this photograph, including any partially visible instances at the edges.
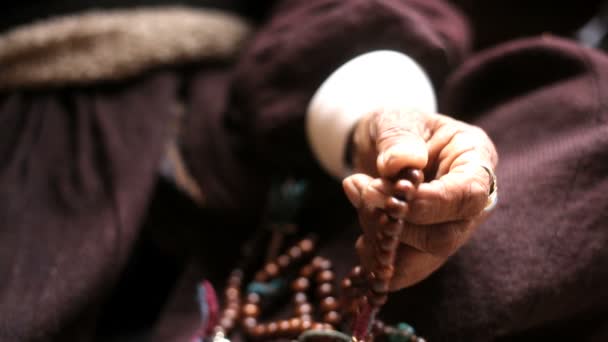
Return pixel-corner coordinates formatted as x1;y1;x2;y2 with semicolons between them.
0;0;607;341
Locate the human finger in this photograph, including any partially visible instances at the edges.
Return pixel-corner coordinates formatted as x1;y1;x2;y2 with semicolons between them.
407;159;493;224
344;174;411;219
371;109;429;179
425;115;498;180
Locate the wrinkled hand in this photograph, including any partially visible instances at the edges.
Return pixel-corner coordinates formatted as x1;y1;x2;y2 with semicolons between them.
342;108;498;290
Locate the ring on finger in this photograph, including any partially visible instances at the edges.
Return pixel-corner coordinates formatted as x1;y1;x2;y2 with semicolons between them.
480;165;498;212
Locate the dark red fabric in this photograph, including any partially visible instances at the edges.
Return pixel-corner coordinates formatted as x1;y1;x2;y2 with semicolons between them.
1;1;608;341
381;36;608;341
0;72;178;341
226;0;470;178
450;0;604;49
180;66;270;216
168;32;608;342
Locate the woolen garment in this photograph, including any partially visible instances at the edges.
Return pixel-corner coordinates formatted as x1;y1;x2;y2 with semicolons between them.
0;0;607;341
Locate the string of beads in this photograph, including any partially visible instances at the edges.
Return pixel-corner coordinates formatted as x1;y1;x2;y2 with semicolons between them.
198;169;426;341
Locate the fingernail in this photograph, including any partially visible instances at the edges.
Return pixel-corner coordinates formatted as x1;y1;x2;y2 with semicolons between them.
382;147;400;166
385;144;408;161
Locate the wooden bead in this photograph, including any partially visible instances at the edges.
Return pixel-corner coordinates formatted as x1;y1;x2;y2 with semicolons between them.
219;317;234;330
225;287;240;301
246;292;261;305
250;324;266;338
298;238;315;253
341;277;352;290
312;256;332;270
295;303;313;315
350;266;363;278
267;322;278;335
293;292;308;304
226;302;240;311
289;318;303;333
277;254;291;268
292;277;310;292
243;317;257;330
393;168;423;186
288;246;302;259
278;320;291;334
323;311;342;325
316;270;335;283
320;296;339;312
223;308;238;320
264;262;280;278
317;283;334;297
242;303;260;318
301;319;313;330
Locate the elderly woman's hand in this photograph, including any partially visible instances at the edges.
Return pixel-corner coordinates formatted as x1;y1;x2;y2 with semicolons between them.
342;108;498;290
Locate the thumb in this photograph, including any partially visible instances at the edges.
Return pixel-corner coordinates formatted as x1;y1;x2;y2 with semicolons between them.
373;109;429;178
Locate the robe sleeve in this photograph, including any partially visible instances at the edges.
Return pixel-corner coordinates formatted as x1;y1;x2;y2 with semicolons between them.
224;0;471;178
0;71;177;340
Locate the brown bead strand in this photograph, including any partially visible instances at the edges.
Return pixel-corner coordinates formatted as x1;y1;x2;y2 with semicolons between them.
212;269;243;338
314;263;341;328
292;257;340;330
213;233;427;341
339;266;367;318
243;237;329;340
335;170;424;341
366;170;423;308
255;237;316;283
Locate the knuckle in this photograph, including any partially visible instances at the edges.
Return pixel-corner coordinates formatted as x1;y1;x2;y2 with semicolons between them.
460;183;484;216
409;184;449;224
436;180;455;220
377;126;415;148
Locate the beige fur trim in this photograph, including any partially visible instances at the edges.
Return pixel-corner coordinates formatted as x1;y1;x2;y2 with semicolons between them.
0;7;252;88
